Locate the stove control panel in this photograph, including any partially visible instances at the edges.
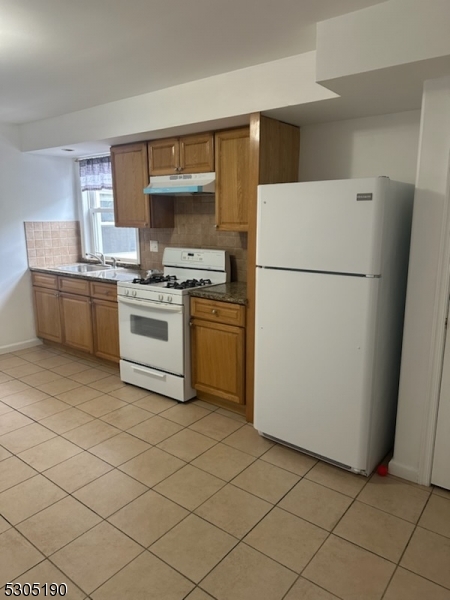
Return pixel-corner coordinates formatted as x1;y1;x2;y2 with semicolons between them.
163;247;229;273
181;251;204;263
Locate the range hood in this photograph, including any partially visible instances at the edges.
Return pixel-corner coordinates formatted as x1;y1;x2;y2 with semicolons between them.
143;172;215;195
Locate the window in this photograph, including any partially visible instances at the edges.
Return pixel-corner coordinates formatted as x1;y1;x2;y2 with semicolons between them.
78;157;139;264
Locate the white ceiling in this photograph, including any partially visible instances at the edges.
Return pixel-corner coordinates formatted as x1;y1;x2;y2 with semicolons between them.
0;0;384;125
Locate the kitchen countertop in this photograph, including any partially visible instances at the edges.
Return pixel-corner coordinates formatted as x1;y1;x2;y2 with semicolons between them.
189;282;247;305
29;265;143;284
30;267;248;304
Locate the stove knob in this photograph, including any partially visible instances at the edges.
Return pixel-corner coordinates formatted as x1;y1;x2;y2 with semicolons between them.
132;290;137;297
125;289;129;296
166;295;172;303
158;294;163;301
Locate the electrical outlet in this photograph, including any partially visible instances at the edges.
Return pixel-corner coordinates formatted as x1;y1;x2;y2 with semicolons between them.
149;240;159;252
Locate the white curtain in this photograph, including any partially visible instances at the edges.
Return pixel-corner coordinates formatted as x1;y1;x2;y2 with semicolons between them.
79;156;112;191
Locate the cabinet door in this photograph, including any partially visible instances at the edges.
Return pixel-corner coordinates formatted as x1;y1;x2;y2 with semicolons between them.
92;298;120;363
148;138;179;175
215;127;250;231
180;133;214;173
33;287;62;343
60;293;93;354
191;318;245;404
111;143;151;228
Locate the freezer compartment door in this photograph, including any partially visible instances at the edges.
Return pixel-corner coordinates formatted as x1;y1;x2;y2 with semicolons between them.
254;268;379;472
256;177;388;275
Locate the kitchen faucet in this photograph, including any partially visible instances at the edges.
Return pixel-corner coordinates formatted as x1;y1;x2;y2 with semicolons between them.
86;252;107;266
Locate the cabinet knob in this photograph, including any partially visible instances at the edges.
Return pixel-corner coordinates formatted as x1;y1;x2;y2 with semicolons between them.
211;309;217;315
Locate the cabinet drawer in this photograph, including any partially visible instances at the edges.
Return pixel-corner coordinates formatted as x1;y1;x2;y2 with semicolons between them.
90;281;117;301
190;298;245;327
58;277;90;296
31;272;58;290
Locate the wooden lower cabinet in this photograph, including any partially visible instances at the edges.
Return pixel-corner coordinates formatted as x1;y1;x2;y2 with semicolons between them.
92;298;120;362
32;273;120;363
60;293;93;354
190;298;246;405
33;287;63;343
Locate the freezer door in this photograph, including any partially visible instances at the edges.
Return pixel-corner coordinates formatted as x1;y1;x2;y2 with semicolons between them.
254;268;379;472
256;178;388;275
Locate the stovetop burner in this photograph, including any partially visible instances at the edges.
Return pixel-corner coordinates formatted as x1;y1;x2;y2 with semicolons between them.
166;278;212;290
130;275;213;290
131;274;177;285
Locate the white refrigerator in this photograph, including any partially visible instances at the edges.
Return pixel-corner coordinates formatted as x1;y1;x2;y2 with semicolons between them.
254;177;414;475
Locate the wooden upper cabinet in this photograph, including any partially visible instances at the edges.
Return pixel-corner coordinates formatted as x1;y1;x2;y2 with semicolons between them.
148;133;214;175
111;143;150;228
148;138;179;175
179;133;214;173
215;127;250;232
111;142;174;228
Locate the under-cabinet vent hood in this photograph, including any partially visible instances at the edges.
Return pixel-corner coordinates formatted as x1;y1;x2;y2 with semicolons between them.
143;172;215;195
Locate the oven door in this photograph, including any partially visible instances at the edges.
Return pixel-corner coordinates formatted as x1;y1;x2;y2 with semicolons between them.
118;296;185;375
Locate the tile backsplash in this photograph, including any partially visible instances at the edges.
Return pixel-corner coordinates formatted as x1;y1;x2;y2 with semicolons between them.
24;204;247;281
139;197;248;282
24;221;81;268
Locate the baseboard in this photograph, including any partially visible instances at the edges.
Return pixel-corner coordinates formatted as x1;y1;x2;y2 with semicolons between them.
196;391;247;417
0;338;42;355
388;458;419;484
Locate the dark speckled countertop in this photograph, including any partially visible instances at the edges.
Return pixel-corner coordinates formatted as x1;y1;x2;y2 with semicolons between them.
30;266;248;304
189;282;247;305
29;266;143;284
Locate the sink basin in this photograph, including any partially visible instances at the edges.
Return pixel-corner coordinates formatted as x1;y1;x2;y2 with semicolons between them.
95;270;141;281
56;263;112;273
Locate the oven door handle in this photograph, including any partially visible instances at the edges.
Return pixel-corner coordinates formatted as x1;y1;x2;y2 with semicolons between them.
132;366;166;380
118;297;183;313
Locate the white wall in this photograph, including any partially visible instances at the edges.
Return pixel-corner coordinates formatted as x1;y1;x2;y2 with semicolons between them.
390;75;450;484
298;110;421;183
19;53;336;153
317;0;450;81
0;124;76;353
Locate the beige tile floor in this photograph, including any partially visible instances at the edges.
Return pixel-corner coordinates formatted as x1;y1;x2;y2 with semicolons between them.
1;345;450;599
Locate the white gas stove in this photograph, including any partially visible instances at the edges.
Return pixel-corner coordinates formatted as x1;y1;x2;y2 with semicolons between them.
117;248;230;401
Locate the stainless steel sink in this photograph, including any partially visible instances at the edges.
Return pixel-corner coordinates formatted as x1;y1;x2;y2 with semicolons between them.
56;263;112;273
95;270;141;281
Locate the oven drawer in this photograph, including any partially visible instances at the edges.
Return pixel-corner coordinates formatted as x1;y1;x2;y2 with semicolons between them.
120;360;193;402
190;297;245;327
